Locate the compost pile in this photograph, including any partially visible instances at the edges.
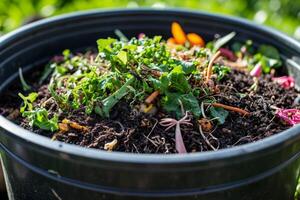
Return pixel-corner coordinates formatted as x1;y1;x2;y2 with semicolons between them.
1;22;299;154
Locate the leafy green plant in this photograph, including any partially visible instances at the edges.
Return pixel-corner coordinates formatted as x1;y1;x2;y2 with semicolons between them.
18;92;38;113
19;92;58;131
23;108;58;131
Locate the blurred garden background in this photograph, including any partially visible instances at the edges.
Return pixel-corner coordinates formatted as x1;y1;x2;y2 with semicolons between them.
0;0;299;39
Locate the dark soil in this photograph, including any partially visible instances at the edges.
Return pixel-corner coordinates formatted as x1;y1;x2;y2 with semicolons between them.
0;69;298;153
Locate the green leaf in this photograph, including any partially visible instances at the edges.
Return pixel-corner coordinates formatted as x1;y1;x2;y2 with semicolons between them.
231;42;243;53
213;65;231;81
167;66;191;93
148;76;161;91
180;93;201;118
23;108;58;132
97;38;117;52
175;60;196;74
62;49;71;59
116;50;128;65
55;65;68;75
18;92;38;113
161;92;182;117
254;54;282;73
159;74;170;93
258;45;280;60
209;107;229;124
213;32;236;52
95;77;135;118
162;92;201;118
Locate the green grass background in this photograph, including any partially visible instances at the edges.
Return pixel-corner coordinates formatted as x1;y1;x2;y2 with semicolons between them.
0;0;299;38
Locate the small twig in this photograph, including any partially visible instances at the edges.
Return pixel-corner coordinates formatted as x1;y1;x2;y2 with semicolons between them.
270;105;280;110
198;125;217;151
265;115;276;131
143;134;158;147
147;119;158;138
233;136;252;146
206;50;221;83
211;102;250;116
208;133;220;150
132;143;140;153
201;102;207;118
249;77;259;91
51;188;62;200
110;120;125;133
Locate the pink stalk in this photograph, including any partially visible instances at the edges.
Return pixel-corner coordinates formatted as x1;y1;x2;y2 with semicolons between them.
272;76;295;89
219;48;237;61
276;108;300;125
159;112;193;153
175;123;187;153
250;63;262;77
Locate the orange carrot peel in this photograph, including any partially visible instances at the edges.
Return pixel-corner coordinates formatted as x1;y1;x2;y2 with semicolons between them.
62;118;89;132
187;33;205;47
171;22;187;45
145;91;160;104
212;103;250;116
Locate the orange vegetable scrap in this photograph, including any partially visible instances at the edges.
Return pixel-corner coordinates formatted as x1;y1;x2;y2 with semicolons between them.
145;90;160;104
167;37;176;45
171;22;187;45
187;33;205;47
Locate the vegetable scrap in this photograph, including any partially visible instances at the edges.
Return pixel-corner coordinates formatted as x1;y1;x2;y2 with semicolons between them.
275;108;300;126
272;76;295;89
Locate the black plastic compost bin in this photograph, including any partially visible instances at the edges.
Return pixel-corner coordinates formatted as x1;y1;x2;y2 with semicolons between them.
0;9;300;200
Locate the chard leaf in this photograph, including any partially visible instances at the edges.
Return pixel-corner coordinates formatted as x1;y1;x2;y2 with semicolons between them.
162;92;201;118
209;107;229;124
161;92;182;117
213;32;236;52
180;93;201;118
